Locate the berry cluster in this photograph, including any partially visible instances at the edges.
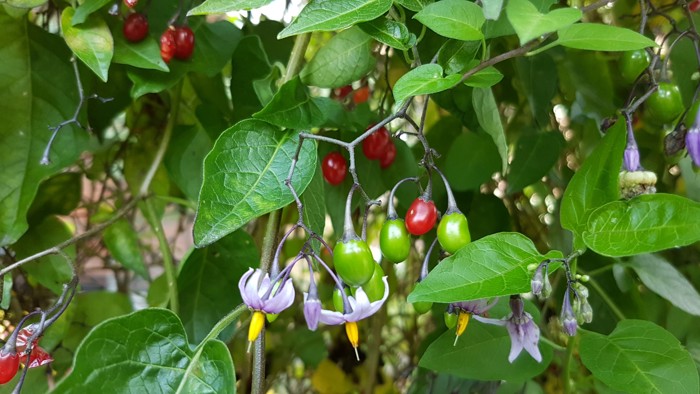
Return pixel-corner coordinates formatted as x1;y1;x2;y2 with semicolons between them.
321;124;397;186
160;26;195;63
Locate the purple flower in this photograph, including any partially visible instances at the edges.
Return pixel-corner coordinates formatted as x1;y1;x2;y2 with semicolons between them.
303;280;322;331
238;268;295;314
452;298;498;315
318;277;389;360
474;297;542;363
531;265;544;296
318;277;389;325
687;126;700;167
623;144;641;171
561;288;578;336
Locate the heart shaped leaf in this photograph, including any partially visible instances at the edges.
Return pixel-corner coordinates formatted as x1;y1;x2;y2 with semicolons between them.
278;0;393;38
61;7;113;82
414;0;485;41
393;64;462;104
194;119;317;246
53;309;237;394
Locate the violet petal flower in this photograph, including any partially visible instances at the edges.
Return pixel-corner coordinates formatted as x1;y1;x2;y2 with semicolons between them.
561;288;578;336
238;268;295;314
474;298;542;363
452;298;498;315
623;144;641;172
318;277;390;325
531;265;544;296
303;293;322;331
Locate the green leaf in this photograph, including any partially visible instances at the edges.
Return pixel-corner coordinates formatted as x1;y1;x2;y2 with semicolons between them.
0;11;88;246
506;0;581;45
395;0;433;12
444;132;500;191
188;0;273;15
12;216;75;294
438;40;480;75
178;231;259;343
102;219;149;279
71;0;111;25
164;124;213;201
408;232;562;303
414;0;485;41
472;87;508;173
4;0;47;8
230;35;271;121
194;120;317;246
482;0;504;20
61;7;113;82
583;194;700;257
358;18;415;50
580;320;699;394
254;77;338;129
560;118;625;238
26;172;82;225
507;132;565;193
54;309;236;394
278;0;393;38
555;23;657;51
515;53;558;126
393;64;462;104
463;63;503;88
420;300;552;380
626;254;700;317
127;20;242;98
300;27;376;88
112;33;169;72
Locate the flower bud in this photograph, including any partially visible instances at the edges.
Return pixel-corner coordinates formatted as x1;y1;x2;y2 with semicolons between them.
561;289;578;337
531;265;544;296
580;299;593;324
540;273;552;299
623;144;641;172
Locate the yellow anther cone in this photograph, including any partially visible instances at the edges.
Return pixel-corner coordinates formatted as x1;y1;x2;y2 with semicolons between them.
247;311;266;352
345;322;360;360
454;312;470;346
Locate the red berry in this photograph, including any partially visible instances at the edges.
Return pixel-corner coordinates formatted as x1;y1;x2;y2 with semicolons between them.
174;26;195;60
379;139;396;169
123;13;148;43
362;125;390;160
691;0;700;12
405;197;438;235
353;86;370;104
0;347;19;384
322;151;347;185
160;28;177;63
335;85;353;100
123;0;138;8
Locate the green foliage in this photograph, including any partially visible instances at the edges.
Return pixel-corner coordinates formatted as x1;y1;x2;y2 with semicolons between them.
54;309;236;394
2;0;700;392
194;120;317;246
408;233;562;303
580;320;699;393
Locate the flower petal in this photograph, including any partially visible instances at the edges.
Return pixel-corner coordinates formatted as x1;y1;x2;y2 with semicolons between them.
473;315;507;326
238;269;258;308
521;315;542;362
505;321;525;363
318;309;346;325
363;277;390;317
263;278;295;314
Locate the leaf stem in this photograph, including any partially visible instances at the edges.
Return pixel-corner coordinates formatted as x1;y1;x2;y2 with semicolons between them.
587;275;627;321
201;304;248;344
562;335;577;394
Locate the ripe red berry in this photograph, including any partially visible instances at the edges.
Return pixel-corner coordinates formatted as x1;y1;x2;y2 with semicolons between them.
353;86;370;104
691;0;700;12
123;0;138;8
322;151;347;185
362;125;390;160
335;85;353;100
123;13;148;43
160;28;177;63
0;347;19;384
174;26;195;60
405;197;438;235
379;139;396;169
